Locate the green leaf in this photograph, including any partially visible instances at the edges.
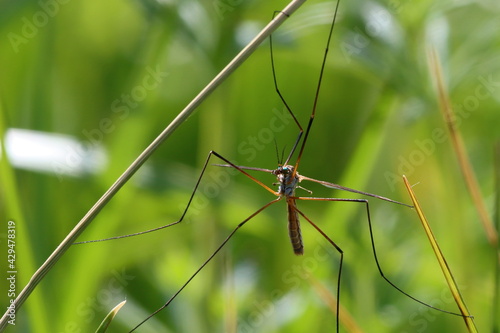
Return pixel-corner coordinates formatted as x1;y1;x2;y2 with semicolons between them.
94;300;126;333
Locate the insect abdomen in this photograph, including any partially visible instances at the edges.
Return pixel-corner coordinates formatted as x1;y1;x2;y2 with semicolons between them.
287;201;304;255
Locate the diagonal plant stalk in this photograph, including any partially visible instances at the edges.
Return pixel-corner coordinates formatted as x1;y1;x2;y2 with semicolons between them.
403;175;477;333
428;47;498;248
0;0;307;329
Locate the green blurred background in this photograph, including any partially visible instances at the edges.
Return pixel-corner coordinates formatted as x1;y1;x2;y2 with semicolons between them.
0;0;499;332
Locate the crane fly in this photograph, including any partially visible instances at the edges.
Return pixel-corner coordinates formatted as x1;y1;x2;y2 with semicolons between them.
76;0;469;331
212;162;412;257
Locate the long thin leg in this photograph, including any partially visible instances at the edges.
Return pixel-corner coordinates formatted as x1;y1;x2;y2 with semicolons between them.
269;0;341;167
129;198;282;332
74;150;278;244
269;10;303;165
292;0;341;173
294;196;466;317
291;205;343;333
300;174;413;207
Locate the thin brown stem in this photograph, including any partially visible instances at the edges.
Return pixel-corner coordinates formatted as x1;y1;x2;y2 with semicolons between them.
428;47;498;247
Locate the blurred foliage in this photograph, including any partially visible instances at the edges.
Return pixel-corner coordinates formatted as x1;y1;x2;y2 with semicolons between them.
0;0;499;332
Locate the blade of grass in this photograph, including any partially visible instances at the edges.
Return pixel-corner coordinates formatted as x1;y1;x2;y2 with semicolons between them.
403;175;477;333
94;300;126;333
428;47;498;247
0;1;308;329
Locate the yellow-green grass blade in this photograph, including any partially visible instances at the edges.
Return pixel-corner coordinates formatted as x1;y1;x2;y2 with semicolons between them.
403;175;477;333
94;300;126;333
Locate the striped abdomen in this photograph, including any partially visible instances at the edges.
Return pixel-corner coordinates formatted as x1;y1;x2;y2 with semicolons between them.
287;199;303;255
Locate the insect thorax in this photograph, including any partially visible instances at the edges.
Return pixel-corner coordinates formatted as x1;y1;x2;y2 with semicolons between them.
273;165;300;197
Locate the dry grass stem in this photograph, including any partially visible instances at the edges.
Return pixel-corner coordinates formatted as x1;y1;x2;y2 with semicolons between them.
428;47;498;247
